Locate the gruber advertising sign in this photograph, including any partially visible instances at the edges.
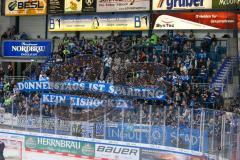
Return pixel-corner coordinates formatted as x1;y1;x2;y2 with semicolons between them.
152;12;237;30
152;0;212;10
2;40;52;58
5;0;47;16
97;0;150;12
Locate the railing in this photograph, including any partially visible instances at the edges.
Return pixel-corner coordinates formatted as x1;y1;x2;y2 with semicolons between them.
4;76;30;82
0;97;239;159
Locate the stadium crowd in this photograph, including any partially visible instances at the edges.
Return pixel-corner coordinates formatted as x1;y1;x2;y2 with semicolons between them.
0;31;239;140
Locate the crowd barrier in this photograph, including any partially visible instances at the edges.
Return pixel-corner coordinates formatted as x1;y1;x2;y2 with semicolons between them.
0;128;209;160
1;99;240;160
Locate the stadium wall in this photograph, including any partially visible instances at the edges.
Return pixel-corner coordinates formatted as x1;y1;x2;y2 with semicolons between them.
0;128;207;160
19;16;46;39
0;16;15;35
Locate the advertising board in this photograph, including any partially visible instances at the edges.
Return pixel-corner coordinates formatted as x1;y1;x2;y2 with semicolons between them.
152;0;212;10
97;0;150;12
64;0;82;13
152;12;237;30
0;129;206;160
2;40;52;58
49;14;149;31
141;149;207;160
48;0;64;14
5;0;47;16
212;0;239;9
25;136;95;157
238;14;240;30
95;144;140;160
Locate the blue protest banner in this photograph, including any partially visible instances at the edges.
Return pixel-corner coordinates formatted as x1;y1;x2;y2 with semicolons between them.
17;81;167;100
42;93;133;109
2;40;52;57
105;123;208;152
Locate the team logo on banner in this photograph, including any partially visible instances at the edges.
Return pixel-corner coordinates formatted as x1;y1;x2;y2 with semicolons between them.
85;0;93;6
64;0;82;13
152;0;212;10
5;0;47;16
82;0;96;12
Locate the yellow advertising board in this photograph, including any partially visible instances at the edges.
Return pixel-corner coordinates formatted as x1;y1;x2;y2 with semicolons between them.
49;14;149;31
5;0;47;16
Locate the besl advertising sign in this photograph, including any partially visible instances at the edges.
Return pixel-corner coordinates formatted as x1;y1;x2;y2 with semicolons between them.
152;0;212;10
5;0;47;16
153;12;237;30
2;40;52;58
97;0;150;12
49;14;149;31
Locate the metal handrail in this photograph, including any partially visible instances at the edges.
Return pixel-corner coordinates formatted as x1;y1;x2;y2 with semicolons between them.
4;76;30;82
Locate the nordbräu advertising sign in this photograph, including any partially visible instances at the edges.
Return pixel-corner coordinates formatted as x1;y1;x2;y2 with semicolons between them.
152;12;237;30
96;0;150;12
152;0;212;10
49;14;149;31
2;40;52;57
5;0;47;16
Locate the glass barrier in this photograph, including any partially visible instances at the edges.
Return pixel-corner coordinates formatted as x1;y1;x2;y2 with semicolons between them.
1;96;239;160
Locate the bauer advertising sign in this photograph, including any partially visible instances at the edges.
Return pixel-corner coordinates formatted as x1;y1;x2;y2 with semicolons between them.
5;0;47;16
